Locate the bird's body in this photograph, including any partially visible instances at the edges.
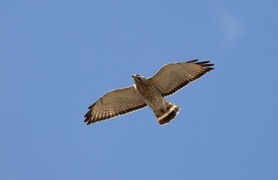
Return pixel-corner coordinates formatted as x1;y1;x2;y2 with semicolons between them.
84;59;214;126
132;75;162;109
132;74;180;125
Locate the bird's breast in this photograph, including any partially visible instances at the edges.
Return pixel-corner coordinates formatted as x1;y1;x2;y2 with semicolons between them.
134;83;163;109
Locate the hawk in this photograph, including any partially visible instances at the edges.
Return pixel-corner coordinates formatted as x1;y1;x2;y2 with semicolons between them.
84;59;214;125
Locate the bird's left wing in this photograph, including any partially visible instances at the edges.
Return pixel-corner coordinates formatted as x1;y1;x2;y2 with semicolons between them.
84;86;146;125
149;59;214;96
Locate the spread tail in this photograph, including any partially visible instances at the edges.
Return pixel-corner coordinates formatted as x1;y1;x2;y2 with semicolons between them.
153;101;180;125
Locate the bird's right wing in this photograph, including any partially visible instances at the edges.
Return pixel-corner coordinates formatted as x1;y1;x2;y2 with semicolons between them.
149;59;214;96
84;86;146;125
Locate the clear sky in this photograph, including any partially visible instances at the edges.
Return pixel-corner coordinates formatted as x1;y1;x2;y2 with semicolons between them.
1;0;278;180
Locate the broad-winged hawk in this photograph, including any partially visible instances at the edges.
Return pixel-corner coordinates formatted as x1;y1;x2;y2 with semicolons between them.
84;59;214;125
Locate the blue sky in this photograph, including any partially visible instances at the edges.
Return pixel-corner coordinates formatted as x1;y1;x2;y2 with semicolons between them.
1;0;278;179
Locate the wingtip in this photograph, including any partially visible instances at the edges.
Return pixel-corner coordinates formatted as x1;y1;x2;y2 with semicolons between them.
84;109;93;125
196;60;210;64
187;59;199;63
187;59;213;65
84;117;93;125
190;60;215;70
83;117;89;123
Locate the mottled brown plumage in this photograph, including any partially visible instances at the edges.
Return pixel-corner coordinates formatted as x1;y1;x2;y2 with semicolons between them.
84;59;214;125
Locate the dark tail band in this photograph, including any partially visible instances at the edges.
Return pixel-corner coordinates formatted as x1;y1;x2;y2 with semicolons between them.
154;101;180;125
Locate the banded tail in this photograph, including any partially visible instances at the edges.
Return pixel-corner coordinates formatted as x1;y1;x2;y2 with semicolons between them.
153;101;180;125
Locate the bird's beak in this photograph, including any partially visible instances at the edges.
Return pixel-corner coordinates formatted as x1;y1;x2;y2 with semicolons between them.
132;74;139;82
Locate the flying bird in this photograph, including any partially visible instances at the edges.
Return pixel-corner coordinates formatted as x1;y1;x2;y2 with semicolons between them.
84;59;214;125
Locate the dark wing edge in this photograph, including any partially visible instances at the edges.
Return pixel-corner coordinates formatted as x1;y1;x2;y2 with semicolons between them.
150;59;214;97
84;87;147;125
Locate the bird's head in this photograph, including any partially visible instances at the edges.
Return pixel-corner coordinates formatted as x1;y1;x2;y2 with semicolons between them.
132;74;147;84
